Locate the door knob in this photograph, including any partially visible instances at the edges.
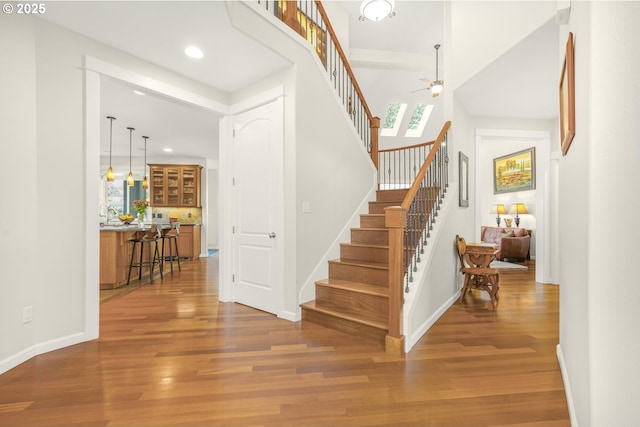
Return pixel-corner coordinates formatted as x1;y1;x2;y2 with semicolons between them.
269;232;276;239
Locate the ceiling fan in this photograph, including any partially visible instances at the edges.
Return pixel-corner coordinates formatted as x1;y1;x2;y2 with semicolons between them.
414;44;444;97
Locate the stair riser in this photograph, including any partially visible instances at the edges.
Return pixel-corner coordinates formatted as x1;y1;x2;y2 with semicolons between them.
315;286;388;323
340;244;388;264
368;201;400;215
351;229;388;244
360;215;385;228
329;263;388;287
301;309;386;345
375;189;409;202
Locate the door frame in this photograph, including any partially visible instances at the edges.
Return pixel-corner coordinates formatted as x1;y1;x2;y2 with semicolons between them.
218;86;285;316
84;56;225;337
474;128;554;285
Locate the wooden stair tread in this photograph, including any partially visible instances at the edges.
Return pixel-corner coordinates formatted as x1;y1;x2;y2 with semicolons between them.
301;301;388;331
341;242;388;249
315;278;389;297
329;258;389;270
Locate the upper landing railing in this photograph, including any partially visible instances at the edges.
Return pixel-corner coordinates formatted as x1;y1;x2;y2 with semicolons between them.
259;0;381;168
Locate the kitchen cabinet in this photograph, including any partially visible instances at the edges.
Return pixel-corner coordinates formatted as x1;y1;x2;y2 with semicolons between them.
149;164;202;207
176;224;201;260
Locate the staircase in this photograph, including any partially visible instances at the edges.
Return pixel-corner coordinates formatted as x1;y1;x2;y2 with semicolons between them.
300;188;409;344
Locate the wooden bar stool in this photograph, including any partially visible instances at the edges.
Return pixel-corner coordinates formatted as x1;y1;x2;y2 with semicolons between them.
161;222;181;274
126;225;163;285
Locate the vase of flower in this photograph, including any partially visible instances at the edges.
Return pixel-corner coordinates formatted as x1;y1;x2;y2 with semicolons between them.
133;199;149;228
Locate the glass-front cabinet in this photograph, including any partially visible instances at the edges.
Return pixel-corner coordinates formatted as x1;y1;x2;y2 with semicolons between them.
149;164;202;207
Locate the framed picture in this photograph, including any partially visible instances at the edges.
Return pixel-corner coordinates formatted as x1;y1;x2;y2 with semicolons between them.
493;147;536;194
559;32;575;156
458;151;469;207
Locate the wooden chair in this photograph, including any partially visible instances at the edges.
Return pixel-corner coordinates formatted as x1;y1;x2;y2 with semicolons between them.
455;234;500;309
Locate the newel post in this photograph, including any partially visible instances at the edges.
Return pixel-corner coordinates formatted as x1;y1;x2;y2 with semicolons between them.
370;116;380;171
384;205;406;356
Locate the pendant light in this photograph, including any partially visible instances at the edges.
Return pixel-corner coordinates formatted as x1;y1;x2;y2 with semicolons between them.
127;127;135;186
106;116;116;182
141;135;149;190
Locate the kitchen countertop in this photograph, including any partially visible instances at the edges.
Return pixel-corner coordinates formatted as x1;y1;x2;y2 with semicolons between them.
99;222;201;231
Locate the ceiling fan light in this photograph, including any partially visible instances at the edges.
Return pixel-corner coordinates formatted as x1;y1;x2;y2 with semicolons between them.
360;0;395;22
431;80;444;95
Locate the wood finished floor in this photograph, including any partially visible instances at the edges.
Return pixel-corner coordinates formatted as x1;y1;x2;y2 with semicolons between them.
0;255;569;426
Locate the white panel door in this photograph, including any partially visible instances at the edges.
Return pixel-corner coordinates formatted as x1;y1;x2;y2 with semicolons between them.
232;98;283;315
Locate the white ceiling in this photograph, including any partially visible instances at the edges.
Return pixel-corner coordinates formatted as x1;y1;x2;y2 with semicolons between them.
39;1;558;163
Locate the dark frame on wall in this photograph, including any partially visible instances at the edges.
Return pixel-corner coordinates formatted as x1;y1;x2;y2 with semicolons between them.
459;151;469;207
559;32;575;156
493;147;536;194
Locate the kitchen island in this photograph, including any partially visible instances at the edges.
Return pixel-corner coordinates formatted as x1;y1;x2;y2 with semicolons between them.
99;223;201;289
100;224;165;289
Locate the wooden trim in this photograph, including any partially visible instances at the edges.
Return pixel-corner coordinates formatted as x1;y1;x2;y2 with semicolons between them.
385;335;405;356
384;205;406;348
559;32;575;156
370;116;380;170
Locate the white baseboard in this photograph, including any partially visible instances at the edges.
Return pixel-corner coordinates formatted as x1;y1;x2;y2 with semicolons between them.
0;332;88;375
556;344;578;426
279;310;299;322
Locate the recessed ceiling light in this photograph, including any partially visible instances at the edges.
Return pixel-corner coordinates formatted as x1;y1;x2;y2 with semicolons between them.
184;46;204;59
163;148;173;153
133;90;145;96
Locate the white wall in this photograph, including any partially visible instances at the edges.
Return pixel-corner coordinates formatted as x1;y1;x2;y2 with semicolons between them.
0;16;39;368
450;1;556;90
558;2;640;425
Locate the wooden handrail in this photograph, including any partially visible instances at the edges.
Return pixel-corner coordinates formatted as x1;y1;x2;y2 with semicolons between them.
313;1;380;167
314;1;374;123
384;120;451;356
401;121;450;209
275;1;380;167
378;140;436;154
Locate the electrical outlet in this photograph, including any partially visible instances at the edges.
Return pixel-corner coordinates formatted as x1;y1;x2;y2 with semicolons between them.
22;306;33;324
